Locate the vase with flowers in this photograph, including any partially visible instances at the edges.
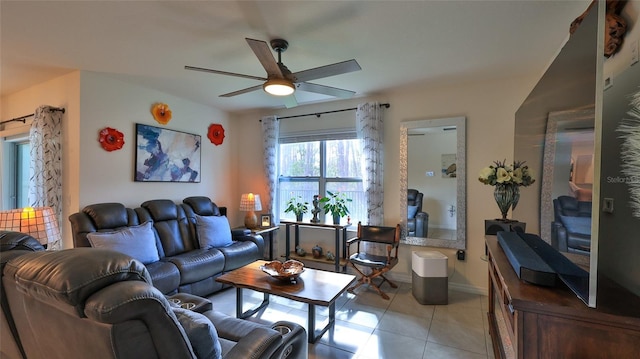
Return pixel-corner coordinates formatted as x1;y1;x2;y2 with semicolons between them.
478;159;535;221
284;195;309;222
319;191;352;224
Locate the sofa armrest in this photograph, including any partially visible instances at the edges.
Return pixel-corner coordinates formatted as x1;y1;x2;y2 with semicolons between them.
223;327;282;359
233;233;265;256
554;222;569;252
415;212;429;238
203;310;307;359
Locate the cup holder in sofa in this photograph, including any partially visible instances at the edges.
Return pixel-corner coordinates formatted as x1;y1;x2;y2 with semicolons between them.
166;293;212;313
273;325;292;335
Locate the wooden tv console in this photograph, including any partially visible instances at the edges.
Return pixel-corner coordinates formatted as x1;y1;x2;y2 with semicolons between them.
486;236;640;358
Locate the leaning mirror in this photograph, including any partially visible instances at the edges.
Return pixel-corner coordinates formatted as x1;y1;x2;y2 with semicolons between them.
400;116;466;249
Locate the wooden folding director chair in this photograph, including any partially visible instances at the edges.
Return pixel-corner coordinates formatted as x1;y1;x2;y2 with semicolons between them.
346;222;401;300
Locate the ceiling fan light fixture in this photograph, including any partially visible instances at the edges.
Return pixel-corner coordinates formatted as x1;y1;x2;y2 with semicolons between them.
263;78;295;96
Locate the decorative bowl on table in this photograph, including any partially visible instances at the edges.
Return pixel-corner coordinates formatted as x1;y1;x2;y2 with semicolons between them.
260;259;305;282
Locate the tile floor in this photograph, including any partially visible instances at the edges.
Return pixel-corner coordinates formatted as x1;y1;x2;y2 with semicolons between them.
207;280;494;359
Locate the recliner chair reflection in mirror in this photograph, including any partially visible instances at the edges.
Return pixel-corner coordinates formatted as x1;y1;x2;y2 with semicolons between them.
407;189;429;237
551;195;591;255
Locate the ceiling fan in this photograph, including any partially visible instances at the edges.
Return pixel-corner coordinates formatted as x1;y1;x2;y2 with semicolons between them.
185;38;361;108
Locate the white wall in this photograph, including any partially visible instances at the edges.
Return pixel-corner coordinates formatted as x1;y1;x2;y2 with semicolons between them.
232;73;537;294
1;71;81;246
2;71;236;249
78;72;232;207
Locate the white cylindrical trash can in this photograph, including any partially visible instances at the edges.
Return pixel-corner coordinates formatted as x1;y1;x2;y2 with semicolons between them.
412;251;448;304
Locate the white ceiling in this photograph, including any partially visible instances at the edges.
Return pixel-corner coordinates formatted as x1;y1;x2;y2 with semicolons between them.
1;0;591;113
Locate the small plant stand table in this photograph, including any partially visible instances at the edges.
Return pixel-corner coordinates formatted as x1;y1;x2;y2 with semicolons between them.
280;220;351;272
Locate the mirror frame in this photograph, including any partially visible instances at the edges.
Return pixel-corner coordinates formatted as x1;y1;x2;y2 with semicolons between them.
400;116;466;249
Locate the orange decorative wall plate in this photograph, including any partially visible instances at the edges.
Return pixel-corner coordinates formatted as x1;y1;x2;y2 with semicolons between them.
208;123;225;146
99;127;125;152
151;103;172;125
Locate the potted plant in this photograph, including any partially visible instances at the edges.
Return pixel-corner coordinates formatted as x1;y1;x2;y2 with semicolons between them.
319;191;352;224
284;195;309;222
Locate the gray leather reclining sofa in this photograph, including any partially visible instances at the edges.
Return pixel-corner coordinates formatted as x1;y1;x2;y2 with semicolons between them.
1;231;307;359
69;196;262;297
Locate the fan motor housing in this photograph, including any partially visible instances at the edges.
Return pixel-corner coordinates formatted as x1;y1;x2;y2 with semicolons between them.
270;39;289;53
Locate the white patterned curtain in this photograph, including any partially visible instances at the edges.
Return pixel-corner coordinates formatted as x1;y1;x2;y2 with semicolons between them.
29;105;63;248
356;102;384;225
262;116;280;224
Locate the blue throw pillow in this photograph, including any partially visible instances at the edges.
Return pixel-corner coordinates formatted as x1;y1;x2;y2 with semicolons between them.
173;307;222;359
195;214;233;249
86;222;159;264
408;205;419;218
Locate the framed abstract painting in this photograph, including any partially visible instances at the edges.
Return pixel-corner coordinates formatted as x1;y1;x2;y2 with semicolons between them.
135;124;201;182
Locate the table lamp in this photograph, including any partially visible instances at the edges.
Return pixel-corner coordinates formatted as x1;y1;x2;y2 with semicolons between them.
0;206;61;248
239;193;262;229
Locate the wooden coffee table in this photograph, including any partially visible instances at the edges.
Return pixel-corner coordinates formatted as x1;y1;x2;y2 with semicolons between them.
216;260;356;343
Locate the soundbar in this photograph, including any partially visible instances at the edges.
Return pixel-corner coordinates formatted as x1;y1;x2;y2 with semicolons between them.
497;231;589;302
497;231;557;286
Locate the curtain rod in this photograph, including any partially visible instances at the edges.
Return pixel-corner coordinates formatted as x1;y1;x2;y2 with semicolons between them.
0;107;66;126
277;103;390;120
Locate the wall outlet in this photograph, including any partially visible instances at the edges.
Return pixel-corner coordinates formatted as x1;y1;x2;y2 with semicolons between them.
631;40;639;66
603;198;614;213
456;250;465;261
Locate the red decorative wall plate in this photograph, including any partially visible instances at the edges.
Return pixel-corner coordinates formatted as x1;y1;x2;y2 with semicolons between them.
208;123;225;146
98;127;125;152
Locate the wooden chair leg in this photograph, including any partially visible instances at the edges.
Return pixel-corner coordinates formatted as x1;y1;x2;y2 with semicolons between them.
368;278;391;300
380;274;398;288
349;266;395;300
347;264;368;294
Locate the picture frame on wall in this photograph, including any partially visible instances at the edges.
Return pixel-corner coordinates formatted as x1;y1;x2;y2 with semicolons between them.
260;214;272;228
441;153;457;178
135;123;201;182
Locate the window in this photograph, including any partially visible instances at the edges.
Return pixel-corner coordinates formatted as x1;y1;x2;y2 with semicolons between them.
1;137;30;209
15;142;30;208
278;138;365;224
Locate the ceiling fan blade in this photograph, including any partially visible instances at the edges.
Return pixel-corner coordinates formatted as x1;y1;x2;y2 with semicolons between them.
293;59;361;82
297;82;356;99
245;38;284;78
282;94;298;109
185;65;266;81
219;84;263;97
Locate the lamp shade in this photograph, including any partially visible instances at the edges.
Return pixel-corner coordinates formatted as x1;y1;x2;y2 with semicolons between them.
0;206;61;248
239;193;262;229
263;78;295;96
239;193;262;211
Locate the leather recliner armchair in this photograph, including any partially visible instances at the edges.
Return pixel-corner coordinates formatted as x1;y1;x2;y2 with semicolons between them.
551;195;592;255
1;231;45;359
1;245;307;359
407;189;429;237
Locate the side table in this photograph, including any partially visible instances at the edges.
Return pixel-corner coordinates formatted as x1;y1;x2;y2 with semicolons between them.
235;226;279;260
280;220;351;272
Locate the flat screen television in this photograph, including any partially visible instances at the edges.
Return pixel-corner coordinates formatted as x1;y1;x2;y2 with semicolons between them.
514;1;640;307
